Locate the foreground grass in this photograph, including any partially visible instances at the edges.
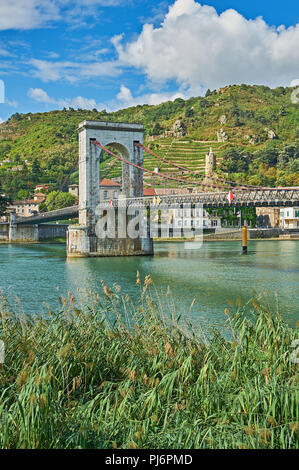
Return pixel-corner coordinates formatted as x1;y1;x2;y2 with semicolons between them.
0;276;298;449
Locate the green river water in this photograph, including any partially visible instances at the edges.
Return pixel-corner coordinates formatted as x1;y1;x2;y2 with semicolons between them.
0;240;298;327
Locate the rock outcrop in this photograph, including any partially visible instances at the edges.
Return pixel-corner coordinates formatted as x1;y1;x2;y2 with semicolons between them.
172;120;186;137
267;130;277;139
217;128;228;142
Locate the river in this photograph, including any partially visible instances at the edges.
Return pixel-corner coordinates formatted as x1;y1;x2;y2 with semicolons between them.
0;240;298;327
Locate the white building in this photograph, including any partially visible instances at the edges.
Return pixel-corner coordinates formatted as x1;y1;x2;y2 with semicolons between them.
279;207;299;228
172;208;221;230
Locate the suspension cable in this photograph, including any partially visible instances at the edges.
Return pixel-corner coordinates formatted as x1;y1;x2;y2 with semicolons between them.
136;143;264;190
93;141;245;191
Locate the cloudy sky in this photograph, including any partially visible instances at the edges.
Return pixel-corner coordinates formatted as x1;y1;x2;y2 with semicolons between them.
0;0;298;122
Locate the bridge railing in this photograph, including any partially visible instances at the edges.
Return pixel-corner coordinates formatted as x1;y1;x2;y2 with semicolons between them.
97;189;299;209
14;205;79;225
12;189;299;225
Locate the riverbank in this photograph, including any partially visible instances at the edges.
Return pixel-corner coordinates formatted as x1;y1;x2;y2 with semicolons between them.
0;282;298;449
155;228;299;242
155;236;299;242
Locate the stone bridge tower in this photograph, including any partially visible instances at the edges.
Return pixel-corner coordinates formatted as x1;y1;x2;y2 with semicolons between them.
67;120;153;257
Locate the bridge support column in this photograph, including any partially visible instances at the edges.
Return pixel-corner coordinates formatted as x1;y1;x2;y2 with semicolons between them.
67;210;154;257
67;120;153;258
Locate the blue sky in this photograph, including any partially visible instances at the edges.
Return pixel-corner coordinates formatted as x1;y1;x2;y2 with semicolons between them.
0;0;298;122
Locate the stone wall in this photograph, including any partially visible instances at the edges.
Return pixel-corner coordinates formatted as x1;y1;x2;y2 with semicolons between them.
204;228;283;240
2;223;67;242
0;223;9;241
9;224;39;242
38;224;68;240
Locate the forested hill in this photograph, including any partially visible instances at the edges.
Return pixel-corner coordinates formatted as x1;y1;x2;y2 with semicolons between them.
0;84;298;200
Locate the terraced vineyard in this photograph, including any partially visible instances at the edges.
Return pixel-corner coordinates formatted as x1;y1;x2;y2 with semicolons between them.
99;139;229;188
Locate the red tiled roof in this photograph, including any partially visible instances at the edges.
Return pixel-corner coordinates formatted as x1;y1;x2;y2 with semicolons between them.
12;200;40;205
144;188;156;196
100;178;121;187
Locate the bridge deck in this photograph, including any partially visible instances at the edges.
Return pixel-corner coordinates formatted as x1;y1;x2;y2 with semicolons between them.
13;189;299;224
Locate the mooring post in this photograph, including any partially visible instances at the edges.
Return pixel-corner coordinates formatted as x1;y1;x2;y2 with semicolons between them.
242;225;248;254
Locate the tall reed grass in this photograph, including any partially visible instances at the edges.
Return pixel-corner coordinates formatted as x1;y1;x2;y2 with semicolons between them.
0;275;298;449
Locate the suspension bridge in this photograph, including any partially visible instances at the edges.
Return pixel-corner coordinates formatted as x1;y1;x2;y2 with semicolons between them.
7;120;299;255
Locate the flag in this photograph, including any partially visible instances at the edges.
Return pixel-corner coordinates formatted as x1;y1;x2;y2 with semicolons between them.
227;191;234;203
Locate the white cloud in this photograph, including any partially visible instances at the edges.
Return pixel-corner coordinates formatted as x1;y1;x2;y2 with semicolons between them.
290;79;299;87
0;117;3;124
26;84;192;113
46;51;60;59
0;0;123;31
115;84;188;108
0;47;11;57
27;87;99;110
57;96;97;109
113;0;299;90
117;85;134;102
0;0;60;31
29;58;120;82
28;87;53;103
6;99;18;107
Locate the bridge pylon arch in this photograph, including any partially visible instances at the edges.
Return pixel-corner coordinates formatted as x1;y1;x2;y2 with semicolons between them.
67;120;153;258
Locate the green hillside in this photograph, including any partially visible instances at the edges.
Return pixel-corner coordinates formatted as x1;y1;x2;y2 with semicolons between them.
0;84;298;199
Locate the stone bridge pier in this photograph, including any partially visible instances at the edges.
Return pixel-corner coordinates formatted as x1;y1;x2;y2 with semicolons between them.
67;120;153;257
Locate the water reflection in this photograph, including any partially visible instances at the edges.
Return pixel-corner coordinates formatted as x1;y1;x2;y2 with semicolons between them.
0;240;298;327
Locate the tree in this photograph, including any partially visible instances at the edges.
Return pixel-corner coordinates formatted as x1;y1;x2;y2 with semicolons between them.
220;147;251;173
230;101;240;117
0;183;10;216
17;189;30;200
185;107;194;118
257;145;279;166
205;89;212;97
43;191;76;211
31;159;42;181
234;116;243;127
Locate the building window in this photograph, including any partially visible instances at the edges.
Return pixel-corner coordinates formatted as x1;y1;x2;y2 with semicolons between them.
103;190;108;199
211;220;218;227
295;210;299;218
113;191;118;199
